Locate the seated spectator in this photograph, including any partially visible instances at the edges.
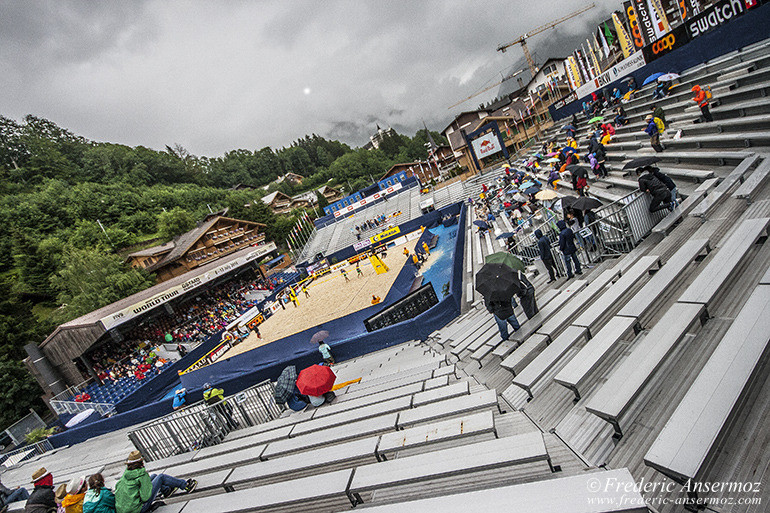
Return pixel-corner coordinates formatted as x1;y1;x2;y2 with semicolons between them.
62;477;87;513
115;451;196;513
83;474;115;513
25;468;56;513
0;477;29;509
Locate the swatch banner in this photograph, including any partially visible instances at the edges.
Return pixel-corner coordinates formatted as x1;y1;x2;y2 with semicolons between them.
632;0;658;44
685;0;764;39
642;24;690;62
678;0;703;21
613;12;636;58
624;2;648;49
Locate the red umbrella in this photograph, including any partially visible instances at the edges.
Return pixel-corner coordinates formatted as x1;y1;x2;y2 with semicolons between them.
296;365;336;396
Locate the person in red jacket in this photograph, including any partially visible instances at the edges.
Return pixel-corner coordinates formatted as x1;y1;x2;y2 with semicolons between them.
691;85;713;122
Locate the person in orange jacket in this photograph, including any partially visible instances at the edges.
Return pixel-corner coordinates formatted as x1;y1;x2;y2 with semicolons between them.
691;85;713;123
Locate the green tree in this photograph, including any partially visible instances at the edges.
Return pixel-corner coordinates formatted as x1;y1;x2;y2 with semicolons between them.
315;190;329;209
157;207;196;241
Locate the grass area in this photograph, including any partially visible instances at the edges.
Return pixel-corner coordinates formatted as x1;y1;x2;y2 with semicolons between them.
32;303;57;323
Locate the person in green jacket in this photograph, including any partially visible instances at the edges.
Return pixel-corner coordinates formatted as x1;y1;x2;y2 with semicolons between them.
114;451;196;513
82;474;115;513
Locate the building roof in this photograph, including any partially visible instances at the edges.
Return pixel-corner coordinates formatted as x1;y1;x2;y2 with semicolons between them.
261;191;291;205
126;241;175;258
441;109;492;136
317;185;340;195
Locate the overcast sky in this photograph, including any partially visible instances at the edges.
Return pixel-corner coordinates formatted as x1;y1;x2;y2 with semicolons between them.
0;1;618;157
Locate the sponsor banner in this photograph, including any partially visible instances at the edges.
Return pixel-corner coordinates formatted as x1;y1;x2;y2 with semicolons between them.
353;238;372;251
649;0;671;39
370;226;401;244
471;131;503;159
575;51;647;99
552;90;578;110
100;242;276;330
632;0;657;44
678;0;703;21
624;1;647;49
642;24;690;62
686;0;761;39
333;182;403;218
246;313;265;330
613;12;636;58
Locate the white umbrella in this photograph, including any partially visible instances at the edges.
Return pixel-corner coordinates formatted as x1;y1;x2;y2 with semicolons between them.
657;73;680;82
65;408;97;428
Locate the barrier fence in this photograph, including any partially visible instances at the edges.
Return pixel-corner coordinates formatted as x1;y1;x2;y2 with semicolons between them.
0;439;54;469
127;379;283;461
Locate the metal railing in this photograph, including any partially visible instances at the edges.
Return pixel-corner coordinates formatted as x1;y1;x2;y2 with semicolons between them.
49;399;116;417
0;439;54;469
127;379;284;461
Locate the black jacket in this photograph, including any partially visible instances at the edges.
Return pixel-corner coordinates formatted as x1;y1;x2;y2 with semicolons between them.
484;297;514;319
652;169;676;191
638;173;669;197
534;229;553;262
557;220;578;255
25;486;56;513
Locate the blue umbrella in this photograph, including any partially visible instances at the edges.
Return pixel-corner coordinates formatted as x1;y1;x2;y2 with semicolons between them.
524;186;541;195
473;220;489;229
642;72;665;86
561;124;576;132
561;146;576;155
495;232;516;240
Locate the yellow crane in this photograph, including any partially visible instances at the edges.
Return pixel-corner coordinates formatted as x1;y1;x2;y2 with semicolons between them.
447;67;527;110
497;3;596;78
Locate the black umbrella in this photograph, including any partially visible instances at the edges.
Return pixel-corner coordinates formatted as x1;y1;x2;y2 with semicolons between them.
310;330;329;344
524;186;541;195
568;196;603;210
473;220;489;229
475;263;520;302
274;365;297;404
566;165;588;178
622;156;661;170
561;124;576;132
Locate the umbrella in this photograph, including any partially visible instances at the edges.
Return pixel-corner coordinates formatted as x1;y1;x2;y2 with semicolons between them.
296;364;336;396
274;365;297;404
622;156;661;170
568;196;603;210
485;252;526;271
65;409;97;428
588;116;604;124
657;72;680;82
473;220;489;229
561;146;576;155
546;152;559;157
535;189;558;201
475;262;521;302
524;186;541;195
544;158;560;164
165;333;173;342
310;330;329;344
561;124;576;131
495;232;515;240
512;193;529;203
643;72;665;86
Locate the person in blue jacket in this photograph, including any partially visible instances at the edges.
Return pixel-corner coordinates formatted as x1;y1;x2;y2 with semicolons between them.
534;229;558;283
557;220;582;279
172;388;186;410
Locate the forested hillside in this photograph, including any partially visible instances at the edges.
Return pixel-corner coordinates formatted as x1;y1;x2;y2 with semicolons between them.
0;114;447;428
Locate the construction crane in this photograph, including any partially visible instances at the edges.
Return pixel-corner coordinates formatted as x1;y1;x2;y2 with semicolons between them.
447;67;528;110
497;3;595;78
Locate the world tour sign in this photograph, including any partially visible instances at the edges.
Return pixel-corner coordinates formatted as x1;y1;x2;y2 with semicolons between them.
100;242;276;330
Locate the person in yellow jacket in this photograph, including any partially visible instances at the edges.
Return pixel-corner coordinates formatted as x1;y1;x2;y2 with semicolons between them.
62;477;87;513
203;383;237;429
421;241;430;256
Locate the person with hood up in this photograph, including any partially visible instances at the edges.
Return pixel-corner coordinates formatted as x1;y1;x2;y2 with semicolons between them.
25;468;56;513
643;115;665;153
62;477;87;513
115;451;196;513
535;229;558;283
82;474;114;513
638;167;674;212
171;388;186;411
570;166;589;196
557;220;582;279
691;85;713;122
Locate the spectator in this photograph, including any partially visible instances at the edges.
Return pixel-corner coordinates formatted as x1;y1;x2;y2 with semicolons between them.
171;389;186;411
176;343;187;358
691;85;713;122
650;104;666;125
637;167;673;213
644;115;665;153
534;229;558;283
557;220;582;279
571;166;589;197
484;295;520;342
82;474;115;513
115;451;196;513
25;468;56;513
652;167;678;207
547;168;560;190
614;106;627;127
62;477;87;513
318;340;335;365
514;270;538;319
0;477;30;509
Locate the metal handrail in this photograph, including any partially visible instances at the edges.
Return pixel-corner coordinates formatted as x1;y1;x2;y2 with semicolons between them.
0;439;54;469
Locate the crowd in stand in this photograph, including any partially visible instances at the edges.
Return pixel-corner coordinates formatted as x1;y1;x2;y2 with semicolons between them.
353;212;401;239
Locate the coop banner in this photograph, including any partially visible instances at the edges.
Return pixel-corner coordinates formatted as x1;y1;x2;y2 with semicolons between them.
642;24;690;62
100;244;275;330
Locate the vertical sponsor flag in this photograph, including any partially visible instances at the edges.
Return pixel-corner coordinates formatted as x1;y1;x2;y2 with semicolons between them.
564;58;576;89
624;2;647;48
677;0;702;22
604;21;615;47
598;26;611;59
569;55;583;87
588;39;602;76
613;12;635;58
648;0;671;39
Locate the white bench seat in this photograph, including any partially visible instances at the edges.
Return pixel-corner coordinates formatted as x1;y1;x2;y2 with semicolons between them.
422;375;449;390
511;326;589;400
193;425;293;461
585;302;706;438
180;468;353;513
617;238;710;321
500;334;549;376
314;383;422;417
690;154;760;217
554;316;639;401
290;396;412;437
165;444;266;477
347;433;553;506
761;266;770;285
223;411;313;443
644;284;770;484
733;157;770;200
261;413;399;459
651;191;706;236
396;390;499;429
333;468;647;513
678;217;770;308
412;381;469;407
509;280;588;344
226;437;378;488
376;410;496;460
572;256;660;336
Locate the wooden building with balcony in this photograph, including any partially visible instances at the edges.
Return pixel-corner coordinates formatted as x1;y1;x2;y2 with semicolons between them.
126;214;268;283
